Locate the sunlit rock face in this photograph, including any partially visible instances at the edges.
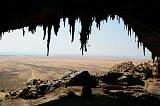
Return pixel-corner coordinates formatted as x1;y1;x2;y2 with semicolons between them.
0;0;160;59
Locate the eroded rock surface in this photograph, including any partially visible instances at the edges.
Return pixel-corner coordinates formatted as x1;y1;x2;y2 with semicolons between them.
8;70;98;99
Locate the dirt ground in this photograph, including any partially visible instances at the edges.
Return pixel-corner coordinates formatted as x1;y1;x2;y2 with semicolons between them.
0;56;146;91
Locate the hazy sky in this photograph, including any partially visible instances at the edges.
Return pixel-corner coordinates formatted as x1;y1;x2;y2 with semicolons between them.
0;18;151;59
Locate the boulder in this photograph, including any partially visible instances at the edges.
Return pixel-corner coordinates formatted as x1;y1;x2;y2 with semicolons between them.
99;72;123;84
66;71;98;87
18;87;39;99
118;75;145;86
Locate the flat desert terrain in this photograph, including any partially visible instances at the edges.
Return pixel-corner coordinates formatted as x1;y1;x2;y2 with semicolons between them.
0;56;148;91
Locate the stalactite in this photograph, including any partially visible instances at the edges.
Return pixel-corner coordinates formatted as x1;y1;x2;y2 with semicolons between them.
43;25;47;40
127;26;132;37
110;14;115;20
95;16;101;30
47;25;52;56
68;17;76;42
105;17;108;23
125;24;128;31
28;25;37;34
117;16;121;24
80;16;93;55
123;21;128;31
137;39;140;48
135;34;137;42
22;28;25;36
143;45;146;56
63;17;66;27
0;33;2;40
48;15;61;37
53;18;60;36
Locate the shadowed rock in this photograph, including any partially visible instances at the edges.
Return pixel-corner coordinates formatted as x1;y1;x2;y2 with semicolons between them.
66;71;98;87
9;71;98;99
99;61;155;85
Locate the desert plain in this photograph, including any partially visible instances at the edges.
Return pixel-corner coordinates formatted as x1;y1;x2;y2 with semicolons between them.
0;56;146;91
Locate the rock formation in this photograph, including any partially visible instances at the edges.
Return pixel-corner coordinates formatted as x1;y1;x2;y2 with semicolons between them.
99;61;155;86
8;70;98;99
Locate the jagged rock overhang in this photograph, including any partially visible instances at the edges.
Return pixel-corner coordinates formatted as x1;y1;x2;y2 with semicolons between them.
0;0;160;58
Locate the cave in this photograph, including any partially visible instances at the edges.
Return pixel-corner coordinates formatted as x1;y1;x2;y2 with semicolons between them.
0;0;160;71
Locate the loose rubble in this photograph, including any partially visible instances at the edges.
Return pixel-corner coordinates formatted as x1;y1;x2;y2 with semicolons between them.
99;61;154;86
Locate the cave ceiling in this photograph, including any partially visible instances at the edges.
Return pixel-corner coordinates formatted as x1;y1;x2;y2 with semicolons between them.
0;0;160;59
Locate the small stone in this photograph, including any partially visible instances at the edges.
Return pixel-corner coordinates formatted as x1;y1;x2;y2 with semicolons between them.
9;91;17;96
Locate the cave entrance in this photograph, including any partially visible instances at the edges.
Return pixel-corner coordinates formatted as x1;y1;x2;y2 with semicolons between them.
0;18;151;59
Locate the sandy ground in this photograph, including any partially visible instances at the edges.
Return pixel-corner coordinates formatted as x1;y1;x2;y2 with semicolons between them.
0;56;148;91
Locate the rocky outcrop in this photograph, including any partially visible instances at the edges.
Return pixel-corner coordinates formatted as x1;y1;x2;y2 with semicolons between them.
15;79;52;99
99;61;155;86
8;70;98;99
111;61;135;73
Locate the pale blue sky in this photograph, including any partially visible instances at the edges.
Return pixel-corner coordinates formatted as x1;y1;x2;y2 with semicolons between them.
0;18;151;59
